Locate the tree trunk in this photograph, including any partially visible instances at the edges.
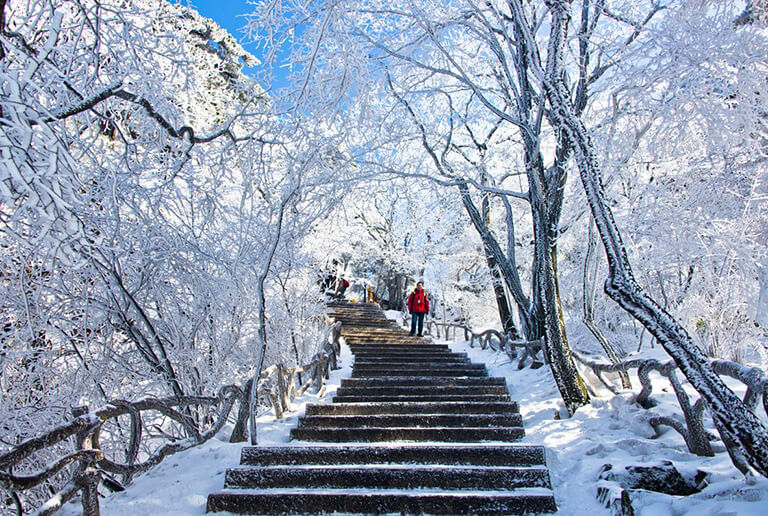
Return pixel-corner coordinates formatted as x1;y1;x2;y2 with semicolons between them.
488;260;518;336
250;192;295;444
543;0;768;477
756;257;768;328
528;156;590;413
583;217;632;389
455;184;537;334
482;191;519;336
387;271;407;310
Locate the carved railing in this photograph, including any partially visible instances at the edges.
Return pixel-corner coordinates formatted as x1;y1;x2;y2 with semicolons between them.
467;329;545;370
253;320;342;422
572;349;768;475
0;319;343;516
420;318;544;369
425;320;470;342
0;387;245;516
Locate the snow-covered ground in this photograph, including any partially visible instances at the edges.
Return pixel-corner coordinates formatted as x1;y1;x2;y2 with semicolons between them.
73;321;768;515
459;342;768;516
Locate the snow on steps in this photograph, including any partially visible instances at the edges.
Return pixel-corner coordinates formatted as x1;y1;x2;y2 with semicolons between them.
206;301;557;514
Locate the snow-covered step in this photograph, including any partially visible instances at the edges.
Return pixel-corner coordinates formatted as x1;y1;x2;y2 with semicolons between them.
206;488;557;514
345;338;432;345
352;360;482;368
353;354;470;362
348;344;450;351
351;367;488;377
289;426;525;442
305;401;520;415
349;352;469;361
334;320;399;327
353;359;472;368
340;376;504;387
239;444;547;467
295;413;523;428
223;465;552;490
335;385;509;397
331;394;512;403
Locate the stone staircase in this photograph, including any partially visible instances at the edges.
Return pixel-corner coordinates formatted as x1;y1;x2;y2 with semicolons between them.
207;302;557;514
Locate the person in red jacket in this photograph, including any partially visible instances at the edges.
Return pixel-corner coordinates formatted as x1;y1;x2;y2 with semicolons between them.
407;281;430;337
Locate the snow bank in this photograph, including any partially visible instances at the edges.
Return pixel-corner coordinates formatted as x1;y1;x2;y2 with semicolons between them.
455;341;768;515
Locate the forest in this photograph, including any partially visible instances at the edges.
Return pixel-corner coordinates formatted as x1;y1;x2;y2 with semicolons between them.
1;0;767;514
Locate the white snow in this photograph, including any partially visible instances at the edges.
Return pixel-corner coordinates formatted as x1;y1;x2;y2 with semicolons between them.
74;332;768;515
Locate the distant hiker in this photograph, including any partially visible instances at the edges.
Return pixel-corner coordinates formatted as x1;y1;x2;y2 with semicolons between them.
320;272;335;293
336;277;350;298
407;281;430;337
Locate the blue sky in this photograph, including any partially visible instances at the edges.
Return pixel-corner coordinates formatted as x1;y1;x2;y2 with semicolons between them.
184;1;291;91
186;1;251;39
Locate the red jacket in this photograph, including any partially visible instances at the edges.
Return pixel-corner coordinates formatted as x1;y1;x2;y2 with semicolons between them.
408;289;429;314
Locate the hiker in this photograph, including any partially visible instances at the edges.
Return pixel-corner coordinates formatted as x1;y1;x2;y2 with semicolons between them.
407;281;430;337
336;277;349;298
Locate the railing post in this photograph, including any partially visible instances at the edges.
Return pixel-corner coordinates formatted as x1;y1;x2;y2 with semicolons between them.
72;406;100;516
277;364;291;413
249;374;259;445
315;356;326;393
230;380;251;443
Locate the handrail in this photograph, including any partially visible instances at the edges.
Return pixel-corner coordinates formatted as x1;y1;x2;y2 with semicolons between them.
248;319;342;443
572;349;768;475
0;318;344;516
0;386;244;516
423;319;544;369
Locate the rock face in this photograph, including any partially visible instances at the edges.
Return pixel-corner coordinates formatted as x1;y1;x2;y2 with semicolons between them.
206;301;558;514
597;460;708;516
599;461;700;496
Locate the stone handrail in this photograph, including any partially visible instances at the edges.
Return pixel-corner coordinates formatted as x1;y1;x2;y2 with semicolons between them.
422;319;544;369
0;319;343;516
0;387;244;516
572;349;768;475
254;320;342;422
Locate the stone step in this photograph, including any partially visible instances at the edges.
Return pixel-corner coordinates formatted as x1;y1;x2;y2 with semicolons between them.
348;348;448;354
305;401;520;416
353;361;485;370
330;312;392;317
340;376;506;387
297;413;523;428
337;319;400;326
207;489;557;514
332;394;511;403
350;355;469;363
335;385;509;396
352;364;486;372
239;444;546;467
353;358;471;366
224;465;550;490
348;343;449;350
353;352;467;359
328;302;380;306
347;336;440;349
349;345;444;349
290;426;525;442
341;336;428;340
345;339;432;345
349;351;467;358
341;321;400;330
351;368;488;377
